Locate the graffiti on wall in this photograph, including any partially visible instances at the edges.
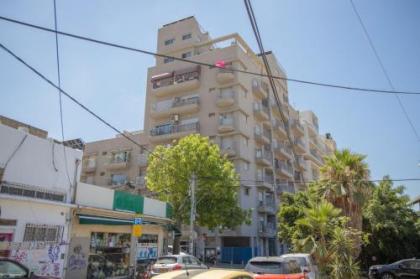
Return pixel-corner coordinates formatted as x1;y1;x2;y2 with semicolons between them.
68;244;87;271
6;242;65;278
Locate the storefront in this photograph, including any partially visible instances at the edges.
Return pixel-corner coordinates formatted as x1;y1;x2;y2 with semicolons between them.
65;183;173;279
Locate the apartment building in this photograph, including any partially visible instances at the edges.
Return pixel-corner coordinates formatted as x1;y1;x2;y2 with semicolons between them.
80;130;152;195
81;16;336;261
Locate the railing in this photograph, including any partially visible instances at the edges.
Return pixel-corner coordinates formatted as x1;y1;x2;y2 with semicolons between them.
276;161;293;174
310;149;323;162
218;90;235;99
219;117;234;126
256;149;273;162
295;138;305;148
150;122;199;136
152;68;200;90
172;96;200;108
110;156;129;164
272;119;286;130
292;120;303;131
253;102;270;116
252;79;269;94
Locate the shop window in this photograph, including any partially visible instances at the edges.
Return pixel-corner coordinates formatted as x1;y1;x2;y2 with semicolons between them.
111;174;128;186
137;234;159;261
23;224;62;242
89;232;131;278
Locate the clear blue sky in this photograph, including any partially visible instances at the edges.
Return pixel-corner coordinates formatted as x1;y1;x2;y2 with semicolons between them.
1;0;419;198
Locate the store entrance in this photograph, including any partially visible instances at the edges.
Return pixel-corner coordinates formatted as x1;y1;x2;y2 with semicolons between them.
88;232;131;279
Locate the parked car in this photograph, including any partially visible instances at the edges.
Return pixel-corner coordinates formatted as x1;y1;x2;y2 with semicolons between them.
151;254;208;277
0;258;55;278
245;256;308;279
368;259;420;279
152;269;254;279
279;254;319;279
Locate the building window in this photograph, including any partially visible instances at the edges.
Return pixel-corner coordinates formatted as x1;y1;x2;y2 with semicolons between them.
110;174;128;186
23;224;63;242
243;162;250;171
182;52;192;59
0;181;65;202
164;57;174;64
111;151;129;163
244;187;250;196
182;33;192;40
164;38;175;45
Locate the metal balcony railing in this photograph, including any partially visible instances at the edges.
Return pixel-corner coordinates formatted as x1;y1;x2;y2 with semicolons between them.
150;122;199;136
172;96;200;108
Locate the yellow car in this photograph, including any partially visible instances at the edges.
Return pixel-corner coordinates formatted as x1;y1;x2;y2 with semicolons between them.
152;269;254;279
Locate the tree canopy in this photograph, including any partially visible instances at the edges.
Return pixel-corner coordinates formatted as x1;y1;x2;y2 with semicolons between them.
146;134;249;230
361;177;420;267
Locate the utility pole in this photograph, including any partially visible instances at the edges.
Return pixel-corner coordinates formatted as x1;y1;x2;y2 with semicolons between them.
189;173;196;256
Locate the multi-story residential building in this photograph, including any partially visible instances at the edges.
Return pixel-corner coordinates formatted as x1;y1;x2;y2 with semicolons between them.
81;16;336;262
80;130;152;195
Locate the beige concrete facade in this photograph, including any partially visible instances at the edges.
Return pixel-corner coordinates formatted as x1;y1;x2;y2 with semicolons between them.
81;16;336;257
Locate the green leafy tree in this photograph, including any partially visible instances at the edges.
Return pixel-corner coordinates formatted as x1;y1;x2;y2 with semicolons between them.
146;134;249;253
361;177;420;268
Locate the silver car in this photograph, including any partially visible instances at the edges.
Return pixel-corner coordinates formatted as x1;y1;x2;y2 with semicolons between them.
280;253;319;279
151;254;208;276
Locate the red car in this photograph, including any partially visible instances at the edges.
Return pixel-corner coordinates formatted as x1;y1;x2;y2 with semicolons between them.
246;257;309;279
254;273;308;279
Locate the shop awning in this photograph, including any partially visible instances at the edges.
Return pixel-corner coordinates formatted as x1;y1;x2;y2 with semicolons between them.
78;214;133;225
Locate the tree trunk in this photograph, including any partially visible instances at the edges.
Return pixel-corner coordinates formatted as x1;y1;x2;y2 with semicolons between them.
172;220;182;254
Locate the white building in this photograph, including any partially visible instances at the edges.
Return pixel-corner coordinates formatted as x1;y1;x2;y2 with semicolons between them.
0;122;82;278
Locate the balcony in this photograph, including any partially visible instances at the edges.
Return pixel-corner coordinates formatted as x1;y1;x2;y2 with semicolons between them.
106;158;129;171
294;138;306;154
258;223;276;237
310;137;324;154
82;159;96;173
151;66;201;97
257;201;276;214
276;181;295;194
137;154;148;167
256;174;275;191
252;79;269;99
255;149;273;167
273;142;293;161
296;156;306;170
218;117;235;133
220;141;237;157
291;120;305;137
254;128;270;145
253;102;270;122
216;68;235;84
216;90;235;108
151;96;200;119
271;119;287;140
150;122;200;142
275;161;294;178
306;148;323;166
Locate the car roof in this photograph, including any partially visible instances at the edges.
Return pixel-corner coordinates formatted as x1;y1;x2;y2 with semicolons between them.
280;253;310;258
153;269;253;279
248;256;283;262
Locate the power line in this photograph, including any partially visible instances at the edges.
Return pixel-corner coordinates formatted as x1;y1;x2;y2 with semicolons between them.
349;0;420;141
243;0;306;190
53;0;73;186
0;42;162;161
1;15;420;96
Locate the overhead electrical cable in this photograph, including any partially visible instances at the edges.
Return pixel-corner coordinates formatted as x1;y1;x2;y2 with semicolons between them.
1;15;420;96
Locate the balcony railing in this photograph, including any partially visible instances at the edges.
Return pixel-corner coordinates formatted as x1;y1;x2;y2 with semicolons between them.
252;79;269;98
310;149;323;163
172;96;200;108
256;149;273;163
151;67;200;90
150;122;199;136
276;161;294;176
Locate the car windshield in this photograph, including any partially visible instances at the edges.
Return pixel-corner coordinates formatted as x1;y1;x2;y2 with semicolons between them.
249;261;283;273
282;257;308;267
156;257;177;264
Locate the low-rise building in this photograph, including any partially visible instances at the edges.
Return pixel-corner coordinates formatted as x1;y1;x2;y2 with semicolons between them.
0;121;82;278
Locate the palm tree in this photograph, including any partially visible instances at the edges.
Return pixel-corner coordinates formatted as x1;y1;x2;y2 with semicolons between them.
318;149;371;231
293;200;343;274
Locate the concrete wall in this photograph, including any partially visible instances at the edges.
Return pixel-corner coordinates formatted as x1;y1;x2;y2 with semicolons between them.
0;123;82;201
76;182;114;210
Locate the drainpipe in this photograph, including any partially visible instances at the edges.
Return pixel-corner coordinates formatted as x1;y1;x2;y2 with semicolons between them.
71;159;80;204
